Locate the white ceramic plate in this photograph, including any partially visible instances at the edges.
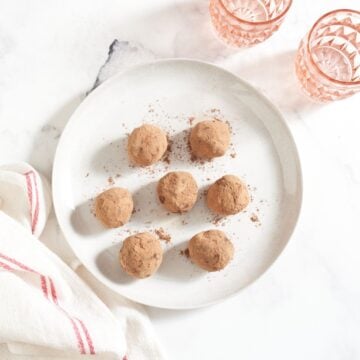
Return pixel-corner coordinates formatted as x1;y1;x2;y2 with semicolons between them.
53;59;302;309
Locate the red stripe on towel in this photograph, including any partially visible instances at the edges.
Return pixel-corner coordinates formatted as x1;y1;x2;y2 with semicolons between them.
77;318;96;354
67;316;86;354
0;260;14;271
24;173;34;231
0;253;38;273
30;171;40;233
40;275;48;298
0;252;96;355
47;276;86;354
24;171;40;234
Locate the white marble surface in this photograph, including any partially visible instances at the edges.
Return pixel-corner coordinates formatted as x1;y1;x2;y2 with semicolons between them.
0;0;360;359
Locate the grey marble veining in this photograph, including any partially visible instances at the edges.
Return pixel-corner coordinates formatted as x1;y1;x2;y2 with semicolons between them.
89;40;157;93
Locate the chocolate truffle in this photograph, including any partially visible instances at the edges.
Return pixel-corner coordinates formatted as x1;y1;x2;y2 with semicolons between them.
128;124;168;166
207;175;249;216
157;171;198;213
189;119;230;159
95;187;133;228
119;232;163;278
188;230;234;272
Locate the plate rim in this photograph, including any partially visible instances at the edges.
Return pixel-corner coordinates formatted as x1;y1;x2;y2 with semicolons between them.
52;58;303;309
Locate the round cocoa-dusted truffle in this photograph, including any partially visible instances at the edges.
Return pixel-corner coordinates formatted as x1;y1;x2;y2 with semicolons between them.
207;175;249;216
95;187;133;228
188;230;234;272
157;171;198;213
189;119;230;159
127;124;168;166
119;232;163;278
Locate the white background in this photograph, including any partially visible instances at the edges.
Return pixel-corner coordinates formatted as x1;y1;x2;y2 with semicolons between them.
0;0;359;359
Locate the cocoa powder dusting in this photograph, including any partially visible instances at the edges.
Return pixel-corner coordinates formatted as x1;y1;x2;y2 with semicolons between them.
207;175;250;215
128;124;168;166
163;153;171;164
225;120;233;133
212;215;223;226
180;248;190;258
157;171;198;213
108;176;115;186
155;227;171;243
189;119;230;160
163;138;172;164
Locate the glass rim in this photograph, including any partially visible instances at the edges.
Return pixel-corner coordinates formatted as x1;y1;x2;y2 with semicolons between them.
307;9;360;86
218;0;293;26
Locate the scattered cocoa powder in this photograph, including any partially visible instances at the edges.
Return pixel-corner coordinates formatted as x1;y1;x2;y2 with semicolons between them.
163;138;172;164
163;153;171;164
212;215;223;226
108;176;115;186
155;227;171;243
225;120;233;134
250;213;259;222
180;248;190;258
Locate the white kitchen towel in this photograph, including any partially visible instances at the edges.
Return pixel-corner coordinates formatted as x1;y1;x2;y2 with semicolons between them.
0;164;165;359
0;162;52;237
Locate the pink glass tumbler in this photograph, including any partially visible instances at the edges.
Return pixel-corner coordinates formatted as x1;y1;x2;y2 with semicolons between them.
295;9;360;102
209;0;292;47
